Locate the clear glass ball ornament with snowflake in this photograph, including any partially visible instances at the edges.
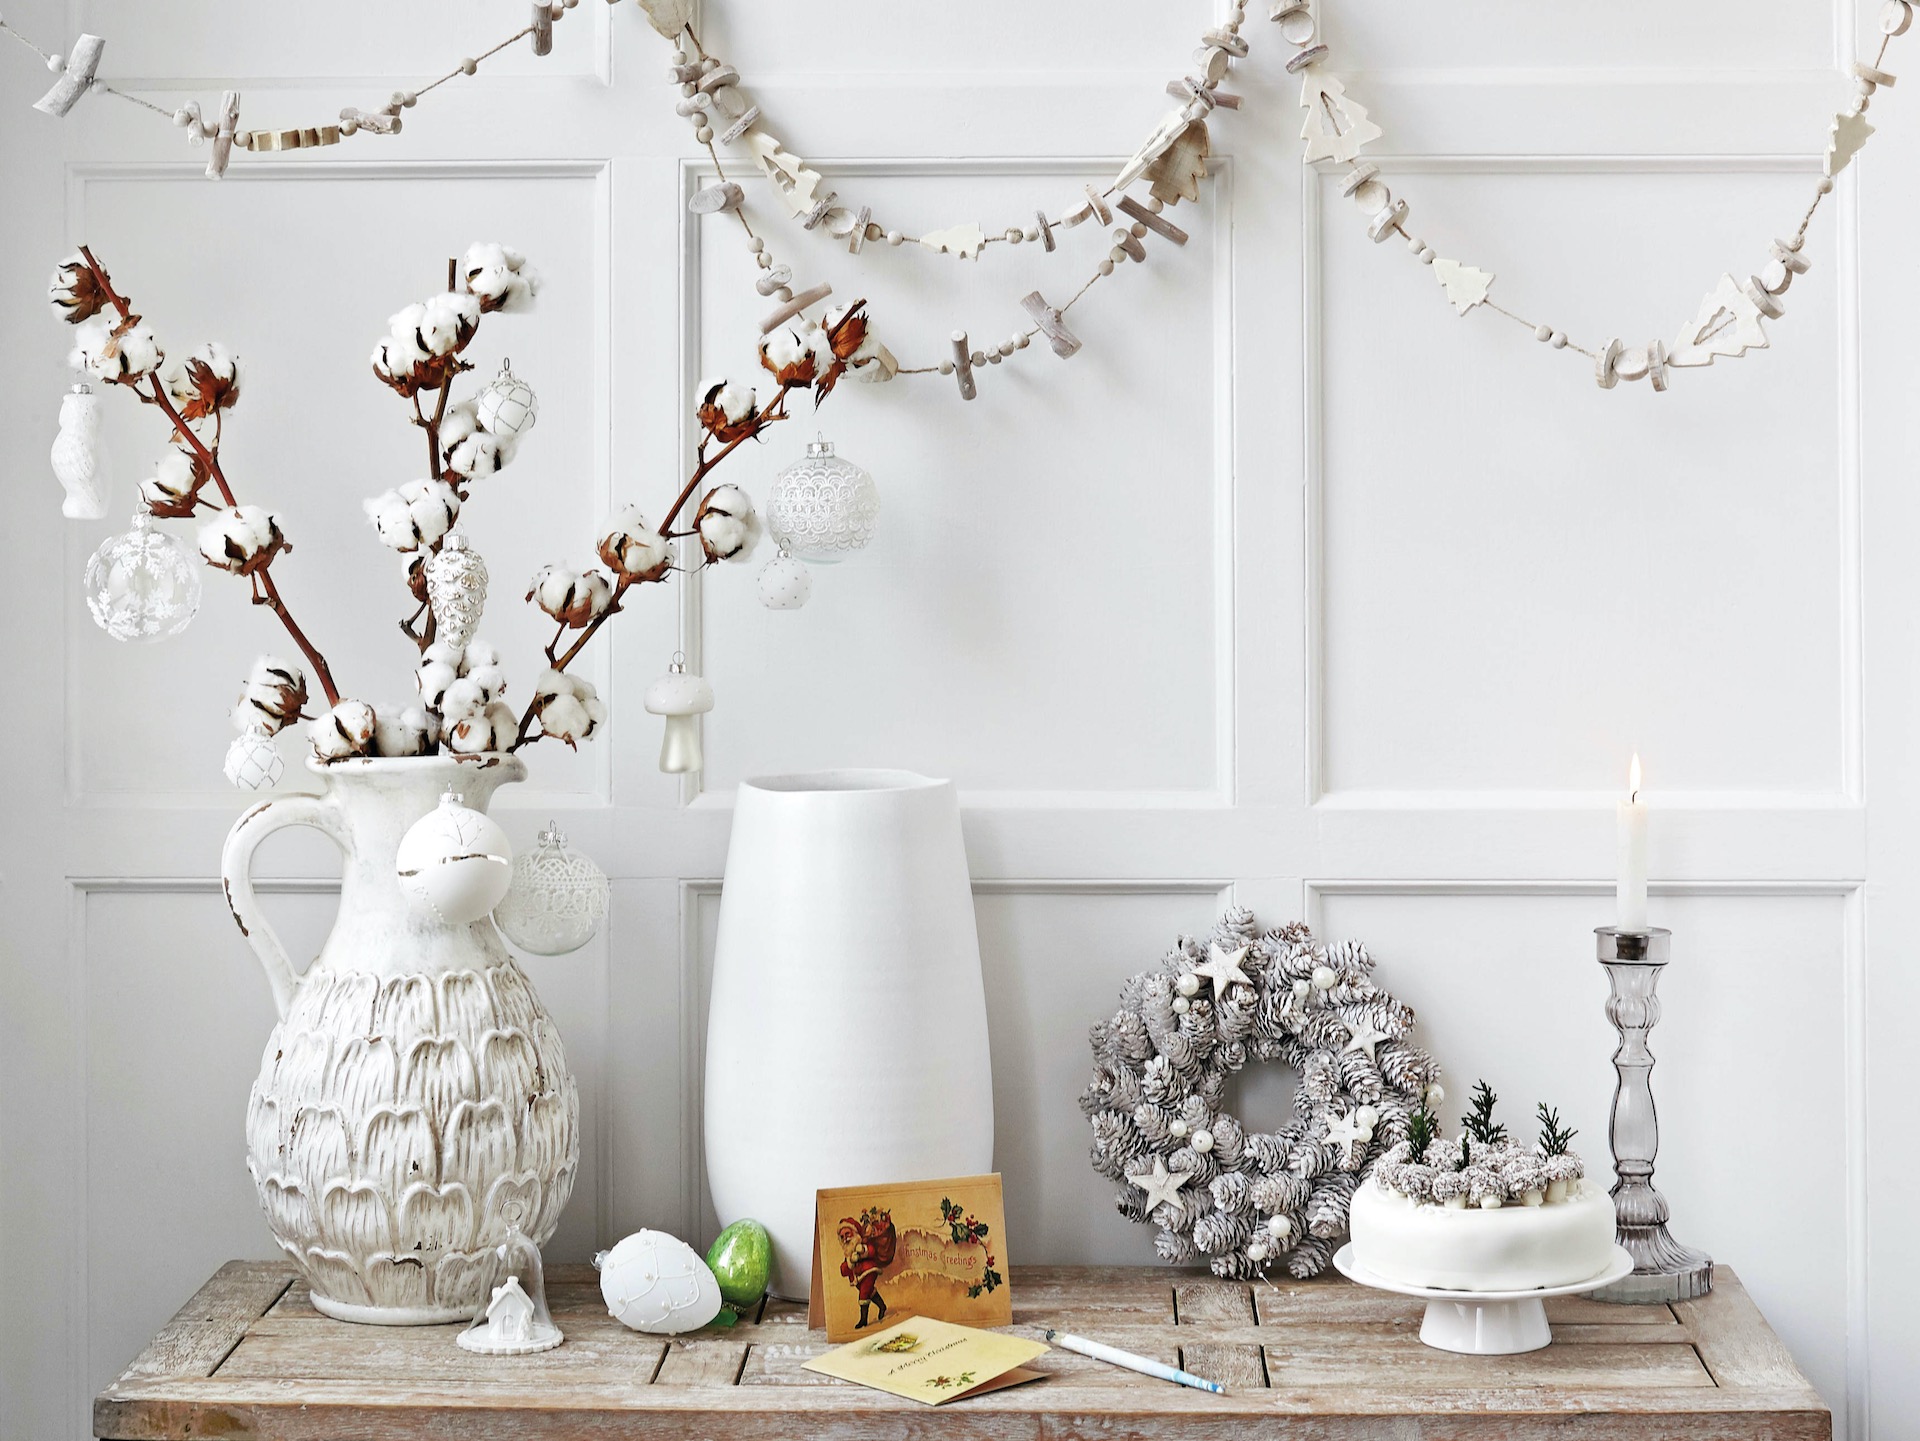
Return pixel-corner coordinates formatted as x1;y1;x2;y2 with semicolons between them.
492;821;610;955
83;511;202;642
763;434;878;563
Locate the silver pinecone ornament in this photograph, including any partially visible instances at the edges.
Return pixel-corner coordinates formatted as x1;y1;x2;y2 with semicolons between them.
425;530;489;651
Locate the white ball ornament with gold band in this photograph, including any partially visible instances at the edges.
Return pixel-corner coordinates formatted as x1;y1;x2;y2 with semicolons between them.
395;789;514;925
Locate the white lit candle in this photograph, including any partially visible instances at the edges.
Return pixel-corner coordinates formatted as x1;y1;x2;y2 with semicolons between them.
1616;753;1648;932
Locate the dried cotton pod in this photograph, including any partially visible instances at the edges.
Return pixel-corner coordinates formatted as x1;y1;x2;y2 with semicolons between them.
69;315;163;384
462;241;541;313
695;484;762;564
363;479;460;552
48;252;108;324
695;379;758;443
597;505;672;582
197;505;287;575
308;699;378;761
528;565;614;628
231;655;308;736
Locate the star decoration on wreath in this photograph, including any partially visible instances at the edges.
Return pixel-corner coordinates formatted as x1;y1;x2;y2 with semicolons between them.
1080;910;1439;1279
1126;1156;1193;1215
1192;943;1253;996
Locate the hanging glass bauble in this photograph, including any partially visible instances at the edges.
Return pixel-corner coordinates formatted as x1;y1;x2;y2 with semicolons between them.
51;384;110;519
83;512;201;643
223;726;284;791
425;530;489;652
756;546;811;610
763;435;878;564
475;357;538;440
492;822;610;955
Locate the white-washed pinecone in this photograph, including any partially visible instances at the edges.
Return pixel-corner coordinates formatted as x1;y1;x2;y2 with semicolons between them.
1243;1134;1290;1175
1217;996;1256;1043
1168;1145;1218;1187
1210;1170;1252;1213
1209;1114;1245;1166
1134;1102;1176;1145
1325;937;1373;975
1289;1138;1333;1178
1116;1189;1150;1224
1079;1066;1116;1116
1338;1050;1385;1104
1153;1196;1198;1233
1194;1068;1230;1108
1214;1039;1248;1075
1155;1228;1199;1263
1308;1172;1361;1238
1178;1095;1216;1133
1142;974;1179;1041
1251;1172;1310;1215
1112;1008;1153;1062
1141;1055;1181;1104
1379;1041;1435;1093
1209;1250;1265;1280
1092;1111;1143;1165
1090;1144;1130;1182
1108;1066;1144;1113
1301;1051;1338;1102
1160;1028;1197;1073
1287;1234;1337;1278
1193;1209;1252;1256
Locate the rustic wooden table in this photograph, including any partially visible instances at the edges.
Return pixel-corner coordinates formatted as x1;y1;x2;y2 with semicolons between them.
96;1261;1829;1439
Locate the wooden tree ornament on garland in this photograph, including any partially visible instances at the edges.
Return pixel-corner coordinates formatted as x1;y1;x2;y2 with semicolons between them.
1082;909;1440;1279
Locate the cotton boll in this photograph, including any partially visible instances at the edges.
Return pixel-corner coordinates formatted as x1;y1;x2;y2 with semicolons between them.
758;325;820;386
231;656;308;735
373;703;428;758
198;505;286;575
438;399;480;455
596;504;672;581
418;291;481;356
447;699;516;754
446;431;512;480
70;316;164;384
533;669;605;748
364;480;461;552
49;252;106;323
462;242;541;314
528;565;614;627
461;640;500;673
440;675;491;723
162;342;242;417
416;657;458;711
424;641;464;672
695;378;759;443
695;484;762;564
308;700;377;761
140;451;201;519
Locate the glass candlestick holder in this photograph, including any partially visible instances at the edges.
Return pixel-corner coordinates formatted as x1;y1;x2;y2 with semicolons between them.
1591;926;1713;1304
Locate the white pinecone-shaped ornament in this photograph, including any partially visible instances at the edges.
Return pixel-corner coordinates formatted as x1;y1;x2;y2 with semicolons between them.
426;530;489;651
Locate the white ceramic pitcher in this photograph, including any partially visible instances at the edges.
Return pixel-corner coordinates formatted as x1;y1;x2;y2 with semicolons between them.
222;753;578;1324
703;770;994;1298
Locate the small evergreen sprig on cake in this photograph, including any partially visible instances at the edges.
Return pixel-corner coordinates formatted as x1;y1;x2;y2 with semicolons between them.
1371;1079;1585;1210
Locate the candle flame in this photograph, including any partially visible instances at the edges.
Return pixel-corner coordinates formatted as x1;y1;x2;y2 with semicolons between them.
1628;752;1642;802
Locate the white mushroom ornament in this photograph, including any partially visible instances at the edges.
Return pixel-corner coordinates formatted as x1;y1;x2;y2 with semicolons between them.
644;654;713;774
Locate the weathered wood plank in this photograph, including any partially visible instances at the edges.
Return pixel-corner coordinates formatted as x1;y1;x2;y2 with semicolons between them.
1267;1339;1713;1389
652;1339;748;1386
1173;1280;1253;1326
1178;1342;1266;1390
119;1260;293;1382
1677;1267;1823;1396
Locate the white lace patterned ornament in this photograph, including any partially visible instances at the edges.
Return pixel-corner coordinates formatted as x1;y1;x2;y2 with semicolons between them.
51;384;109;519
424;530;489;652
475;357;538;440
763;436;879;564
493;822;610;956
223;726;283;791
83;512;202;642
395;789;514;925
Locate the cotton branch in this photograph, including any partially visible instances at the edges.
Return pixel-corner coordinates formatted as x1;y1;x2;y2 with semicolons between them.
75;246;343;706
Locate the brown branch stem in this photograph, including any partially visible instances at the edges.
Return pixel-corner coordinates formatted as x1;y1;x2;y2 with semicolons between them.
77;245;344;706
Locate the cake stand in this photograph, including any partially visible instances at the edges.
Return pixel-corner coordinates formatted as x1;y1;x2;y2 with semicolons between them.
1332;1243;1635;1355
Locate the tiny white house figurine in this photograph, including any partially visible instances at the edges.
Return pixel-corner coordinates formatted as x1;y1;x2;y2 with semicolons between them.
459;1218;564;1355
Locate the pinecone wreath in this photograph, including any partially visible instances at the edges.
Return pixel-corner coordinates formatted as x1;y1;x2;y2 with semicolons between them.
1081;908;1442;1279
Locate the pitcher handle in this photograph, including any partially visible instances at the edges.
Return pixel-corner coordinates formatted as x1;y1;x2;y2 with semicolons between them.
220;789;349;1020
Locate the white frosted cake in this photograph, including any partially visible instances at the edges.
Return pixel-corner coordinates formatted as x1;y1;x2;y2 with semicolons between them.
1347;1084;1617;1292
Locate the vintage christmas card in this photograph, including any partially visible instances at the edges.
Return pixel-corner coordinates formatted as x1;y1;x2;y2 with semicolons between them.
808;1174;1011;1341
801;1315;1047;1405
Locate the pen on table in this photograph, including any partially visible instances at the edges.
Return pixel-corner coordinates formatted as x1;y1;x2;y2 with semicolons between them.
1042;1329;1226;1395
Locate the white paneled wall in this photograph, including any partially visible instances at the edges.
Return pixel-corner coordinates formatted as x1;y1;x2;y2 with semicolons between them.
1;3;1916;1440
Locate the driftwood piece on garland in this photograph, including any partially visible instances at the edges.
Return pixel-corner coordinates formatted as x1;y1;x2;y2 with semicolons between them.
32;32;105;118
1118;195;1189;246
951;331;976;400
1021;291;1081;358
759;281;832;334
206;91;242;179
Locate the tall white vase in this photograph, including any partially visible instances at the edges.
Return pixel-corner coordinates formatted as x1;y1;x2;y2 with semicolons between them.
704;771;994;1298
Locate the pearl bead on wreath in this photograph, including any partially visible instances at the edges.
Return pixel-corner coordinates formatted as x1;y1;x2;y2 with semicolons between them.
1176;973;1200;997
1312;965;1337;990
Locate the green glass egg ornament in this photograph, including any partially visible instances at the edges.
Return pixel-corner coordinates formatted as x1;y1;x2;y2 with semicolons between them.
705;1219;773;1326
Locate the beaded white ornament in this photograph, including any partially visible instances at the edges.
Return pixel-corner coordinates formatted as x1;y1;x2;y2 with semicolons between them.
475;357;538;440
223;726;284;791
425;530;489;652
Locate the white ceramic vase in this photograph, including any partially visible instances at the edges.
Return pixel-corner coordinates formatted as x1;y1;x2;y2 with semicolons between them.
222;754;579;1324
704;771;994;1298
